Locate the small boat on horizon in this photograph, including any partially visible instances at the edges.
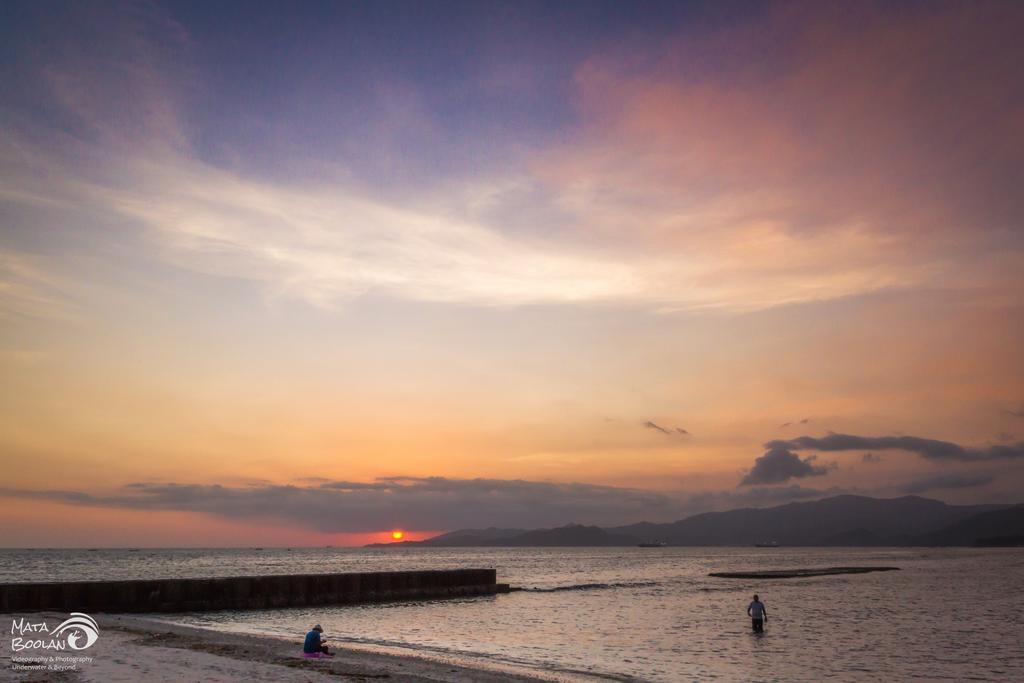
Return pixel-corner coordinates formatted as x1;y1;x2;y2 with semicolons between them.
754;541;780;548
638;541;669;548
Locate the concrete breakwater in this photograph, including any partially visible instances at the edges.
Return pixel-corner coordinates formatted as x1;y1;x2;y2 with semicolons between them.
1;568;510;613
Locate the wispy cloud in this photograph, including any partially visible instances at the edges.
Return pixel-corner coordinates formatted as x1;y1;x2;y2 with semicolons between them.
643;420;671;435
535;2;1024;311
12;142;963;314
643;421;689;437
897;473;995;495
0;251;76;320
100;160;646;308
4;3;1019;315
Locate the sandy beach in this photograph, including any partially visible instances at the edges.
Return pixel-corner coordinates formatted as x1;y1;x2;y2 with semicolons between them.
1;613;550;683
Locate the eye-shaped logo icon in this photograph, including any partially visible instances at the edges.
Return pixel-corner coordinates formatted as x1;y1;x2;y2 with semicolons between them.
51;613;100;650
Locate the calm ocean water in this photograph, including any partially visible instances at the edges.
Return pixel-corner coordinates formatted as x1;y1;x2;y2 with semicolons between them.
2;547;1022;681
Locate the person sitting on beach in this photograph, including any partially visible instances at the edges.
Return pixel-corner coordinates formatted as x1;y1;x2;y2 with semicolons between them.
747;594;767;633
303;624;332;656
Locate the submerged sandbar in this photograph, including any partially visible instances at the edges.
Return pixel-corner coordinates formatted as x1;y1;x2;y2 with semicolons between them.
709;566;900;579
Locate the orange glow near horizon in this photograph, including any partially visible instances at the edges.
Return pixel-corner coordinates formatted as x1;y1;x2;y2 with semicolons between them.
391;530;404;540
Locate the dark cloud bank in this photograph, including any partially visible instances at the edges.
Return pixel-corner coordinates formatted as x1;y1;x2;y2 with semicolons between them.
0;478;845;534
0;478;675;532
767;434;1024;462
741;432;1024;485
0;433;1013;533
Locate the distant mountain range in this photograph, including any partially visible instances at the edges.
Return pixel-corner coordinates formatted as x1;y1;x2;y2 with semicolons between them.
367;495;1024;548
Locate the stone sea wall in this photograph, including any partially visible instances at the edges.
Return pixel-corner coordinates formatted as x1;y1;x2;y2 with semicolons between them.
0;568;509;613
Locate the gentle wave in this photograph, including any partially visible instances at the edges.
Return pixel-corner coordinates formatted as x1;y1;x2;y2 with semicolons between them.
520;580;661;592
336;635;639;682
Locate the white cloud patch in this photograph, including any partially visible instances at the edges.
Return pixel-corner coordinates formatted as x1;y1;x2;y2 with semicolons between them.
97;159;644;308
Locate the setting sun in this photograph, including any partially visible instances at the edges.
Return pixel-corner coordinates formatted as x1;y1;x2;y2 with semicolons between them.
391;530;404;541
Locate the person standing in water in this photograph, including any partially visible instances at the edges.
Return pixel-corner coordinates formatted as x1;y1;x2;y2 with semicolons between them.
747;594;768;632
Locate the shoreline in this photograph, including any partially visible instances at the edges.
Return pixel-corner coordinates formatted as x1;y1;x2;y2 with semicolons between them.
2;613;558;683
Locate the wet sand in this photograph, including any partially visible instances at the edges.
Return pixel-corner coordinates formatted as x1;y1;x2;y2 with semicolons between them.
1;613;551;683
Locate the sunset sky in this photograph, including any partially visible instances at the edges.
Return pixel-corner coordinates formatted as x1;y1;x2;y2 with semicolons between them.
1;1;1022;546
